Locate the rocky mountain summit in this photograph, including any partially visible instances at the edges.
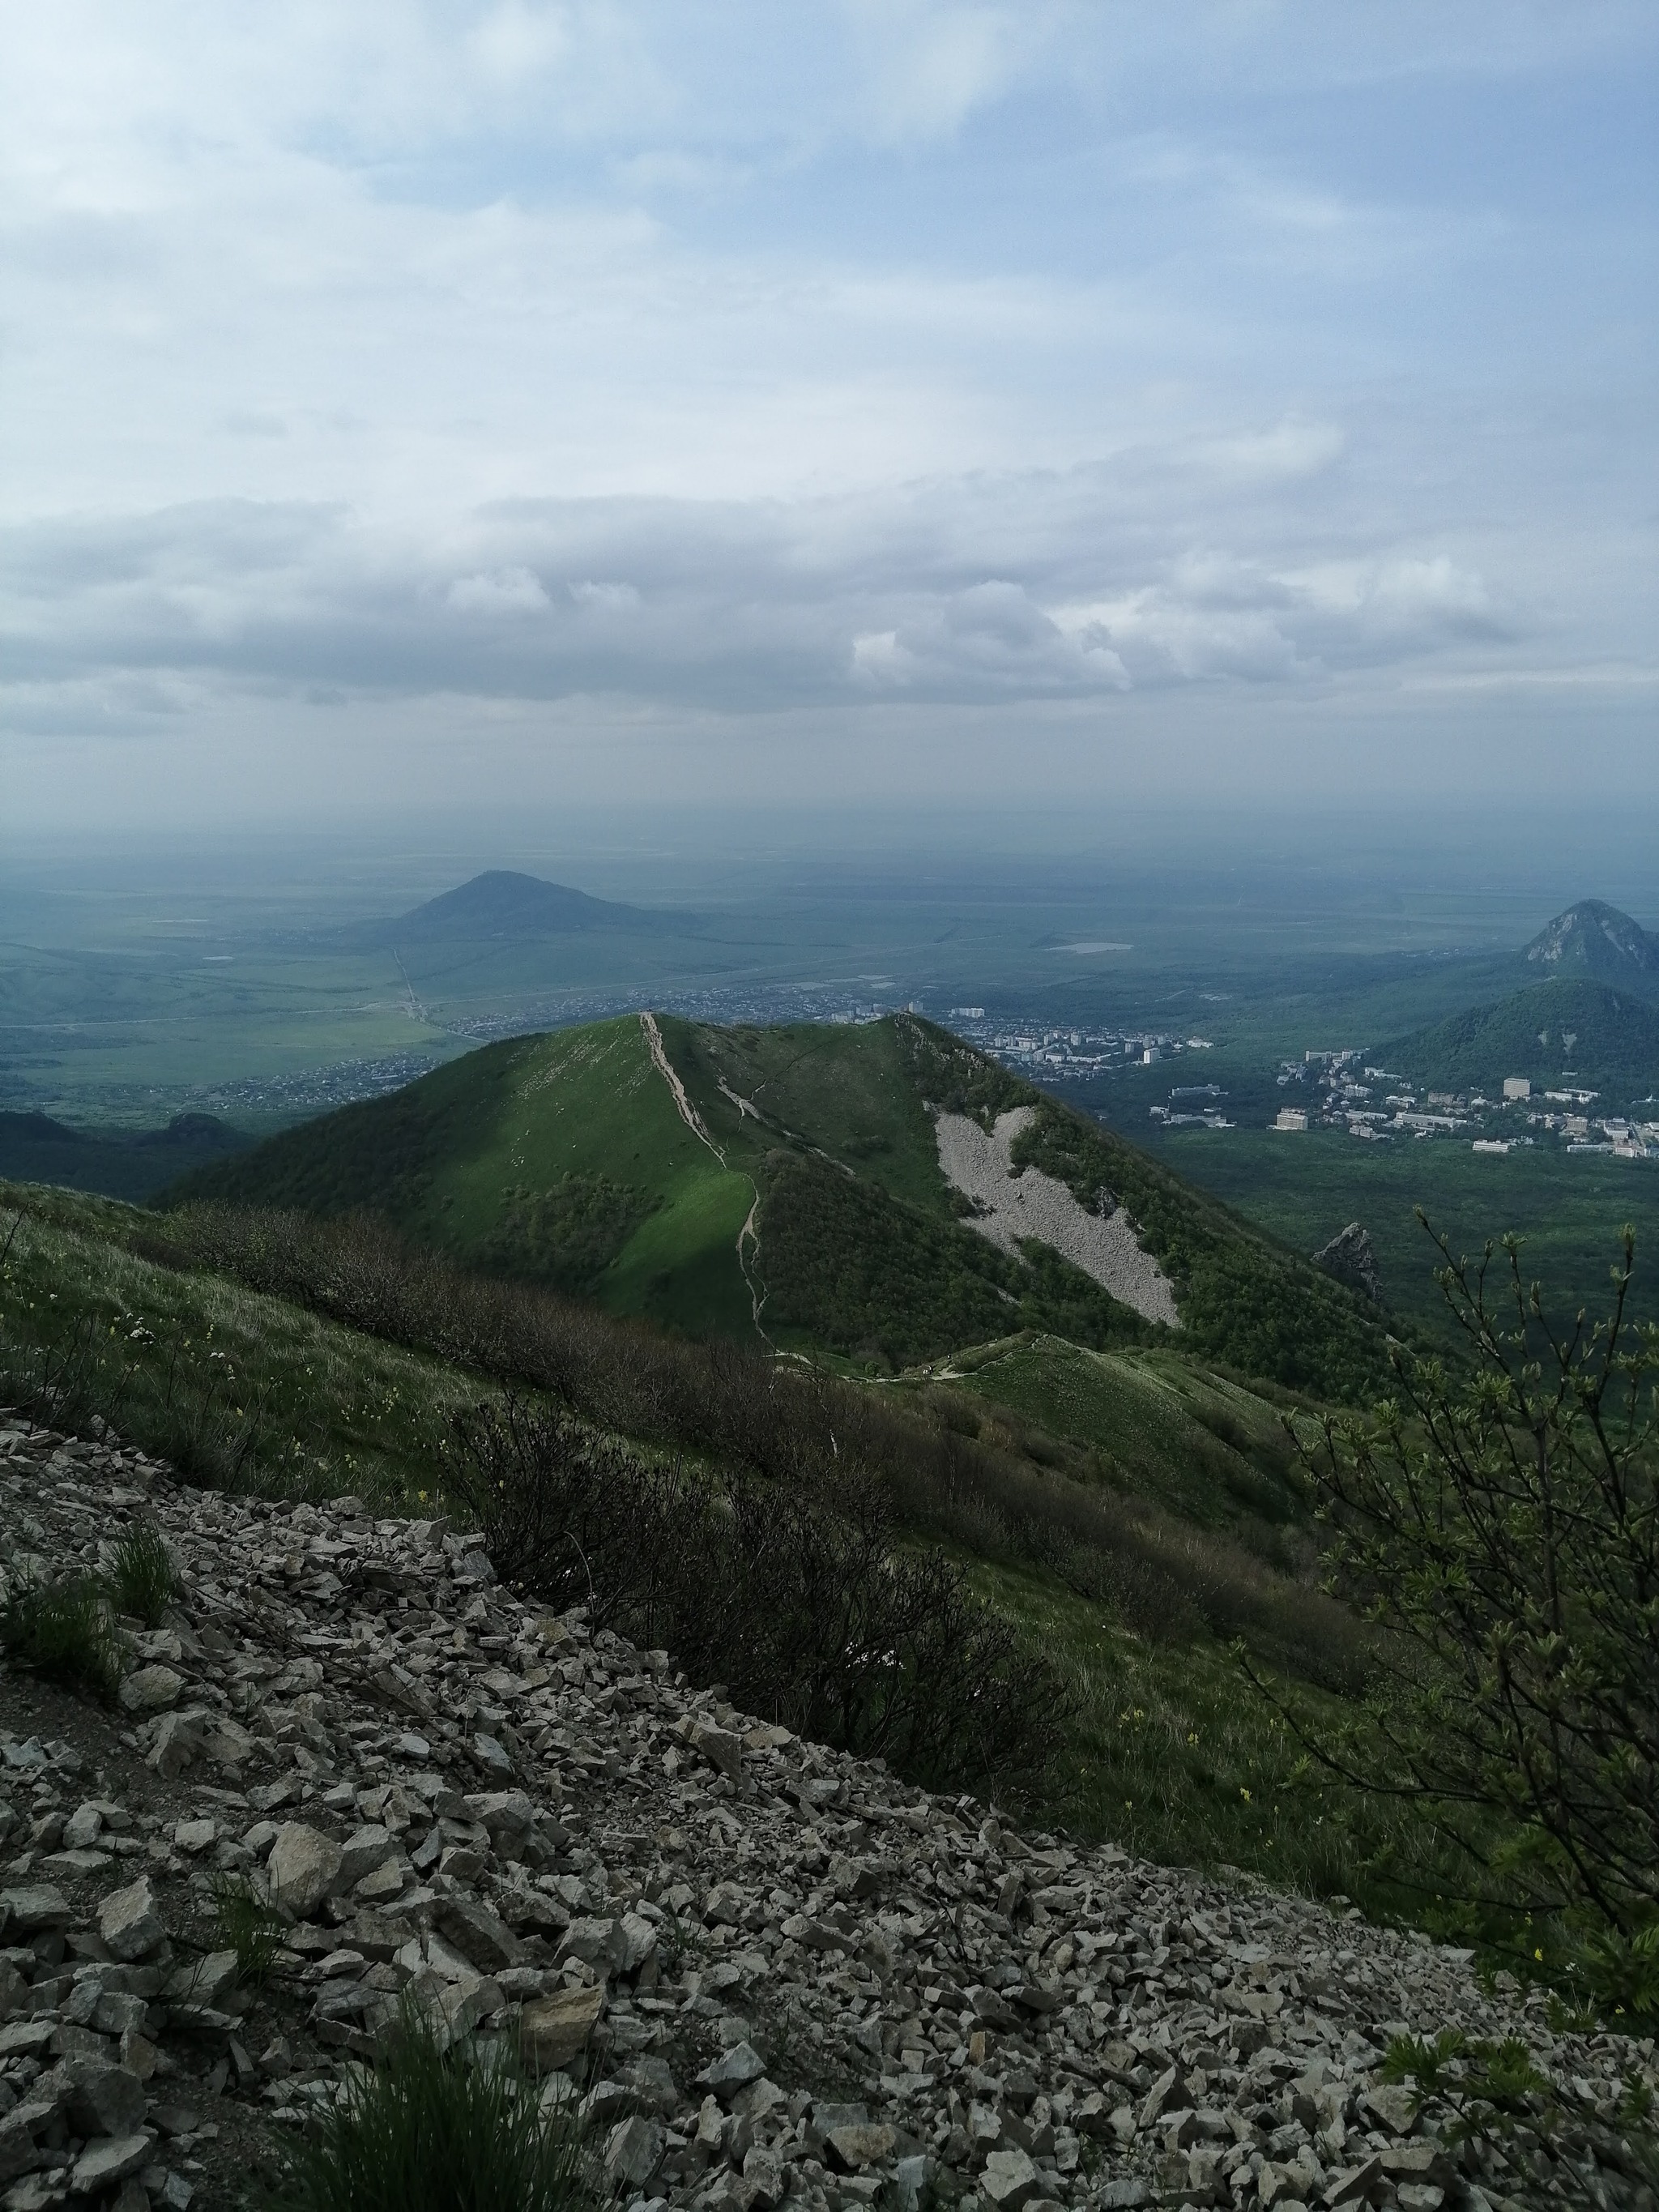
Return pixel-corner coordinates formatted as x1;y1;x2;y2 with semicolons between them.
0;1417;1651;2212
1522;902;1659;990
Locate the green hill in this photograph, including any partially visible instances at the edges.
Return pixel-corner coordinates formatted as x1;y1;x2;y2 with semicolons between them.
1388;977;1659;1104
0;1174;1461;1914
173;1012;1392;1397
0;1110;247;1203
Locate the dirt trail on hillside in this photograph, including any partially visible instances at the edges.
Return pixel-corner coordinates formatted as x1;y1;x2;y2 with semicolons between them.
936;1105;1181;1328
641;1011;726;1164
640;1011;769;1339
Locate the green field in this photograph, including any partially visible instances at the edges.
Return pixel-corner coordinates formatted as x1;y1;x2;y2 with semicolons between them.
1154;1125;1659;1334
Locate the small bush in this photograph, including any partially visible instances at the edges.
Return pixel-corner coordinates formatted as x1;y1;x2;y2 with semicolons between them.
262;2002;589;2212
0;1568;123;1700
212;1874;286;1989
105;1522;175;1627
444;1398;1070;1800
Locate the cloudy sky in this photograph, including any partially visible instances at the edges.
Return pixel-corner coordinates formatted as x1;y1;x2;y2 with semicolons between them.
3;2;1655;831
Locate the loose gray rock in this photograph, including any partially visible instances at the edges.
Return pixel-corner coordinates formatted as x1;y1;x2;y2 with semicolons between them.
98;1876;165;1962
267;1823;343;1919
119;1663;184;1715
0;1411;1650;2212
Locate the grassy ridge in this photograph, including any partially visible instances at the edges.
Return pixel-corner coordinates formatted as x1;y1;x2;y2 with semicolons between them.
174;1011;1396;1396
0;1176;1526;1948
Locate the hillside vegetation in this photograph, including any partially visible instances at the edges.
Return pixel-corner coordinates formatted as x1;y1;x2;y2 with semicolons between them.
174;1012;1394;1399
1388;976;1659;1105
2;1175;1461;1928
0;1108;247;1202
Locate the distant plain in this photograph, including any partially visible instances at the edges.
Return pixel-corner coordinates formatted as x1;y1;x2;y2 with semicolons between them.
3;809;1657;1336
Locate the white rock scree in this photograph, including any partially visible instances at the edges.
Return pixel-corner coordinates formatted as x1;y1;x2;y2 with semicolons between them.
0;1416;1648;2211
934;1111;1180;1331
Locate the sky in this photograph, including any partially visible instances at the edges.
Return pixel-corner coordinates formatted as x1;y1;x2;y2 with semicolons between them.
2;2;1656;834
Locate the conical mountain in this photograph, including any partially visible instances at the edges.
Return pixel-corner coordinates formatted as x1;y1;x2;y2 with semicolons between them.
336;870;667;947
1522;900;1659;993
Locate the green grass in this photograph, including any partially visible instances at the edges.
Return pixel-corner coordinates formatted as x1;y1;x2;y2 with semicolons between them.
262;2004;591;2212
676;1014;950;1214
975;1559;1484;1937
211;1873;288;1991
1153;1128;1659;1338
601;1161;756;1334
1;1182;495;1506
0;1569;125;1701
104;1522;177;1627
938;1334;1308;1538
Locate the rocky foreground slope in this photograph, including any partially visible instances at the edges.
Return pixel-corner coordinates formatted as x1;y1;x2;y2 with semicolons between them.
0;1416;1651;2212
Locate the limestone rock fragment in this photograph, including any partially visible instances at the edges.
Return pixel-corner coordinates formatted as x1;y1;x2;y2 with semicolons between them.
267;1823;343;1919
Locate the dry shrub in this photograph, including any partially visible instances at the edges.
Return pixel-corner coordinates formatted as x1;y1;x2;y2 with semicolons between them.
442;1397;1068;1802
147;1206;1367;1692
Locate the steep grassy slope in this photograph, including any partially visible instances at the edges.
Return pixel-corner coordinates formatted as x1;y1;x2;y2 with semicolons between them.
1387;976;1659;1105
932;1333;1308;1541
168;1018;759;1336
0;1176;1462;1924
174;1012;1393;1396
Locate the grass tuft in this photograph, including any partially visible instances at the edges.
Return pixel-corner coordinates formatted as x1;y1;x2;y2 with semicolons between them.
262;2001;590;2212
0;1566;124;1700
104;1520;176;1626
212;1874;287;1989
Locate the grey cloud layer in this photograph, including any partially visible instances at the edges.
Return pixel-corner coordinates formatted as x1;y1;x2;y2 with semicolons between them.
2;4;1653;804
0;451;1522;729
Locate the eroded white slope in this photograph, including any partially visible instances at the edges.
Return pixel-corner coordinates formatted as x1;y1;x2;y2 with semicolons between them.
936;1105;1180;1328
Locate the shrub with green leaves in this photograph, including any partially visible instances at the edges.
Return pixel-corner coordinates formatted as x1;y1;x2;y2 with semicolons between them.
0;1567;123;1700
104;1521;176;1627
1269;1221;1659;2009
1382;2027;1550;2143
262;2003;589;2212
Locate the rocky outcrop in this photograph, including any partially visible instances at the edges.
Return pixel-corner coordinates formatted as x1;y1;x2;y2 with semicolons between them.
0;1416;1650;2211
1312;1226;1384;1308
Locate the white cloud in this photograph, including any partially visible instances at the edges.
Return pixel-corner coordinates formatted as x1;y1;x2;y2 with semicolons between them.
0;2;1652;813
853;582;1130;695
844;1;1051;144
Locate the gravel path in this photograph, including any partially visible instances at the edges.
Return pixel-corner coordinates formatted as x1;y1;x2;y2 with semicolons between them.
936;1108;1180;1329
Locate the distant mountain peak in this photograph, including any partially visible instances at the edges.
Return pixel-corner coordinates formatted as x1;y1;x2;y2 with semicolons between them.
1524;899;1659;980
403;871;624;933
338;869;662;948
